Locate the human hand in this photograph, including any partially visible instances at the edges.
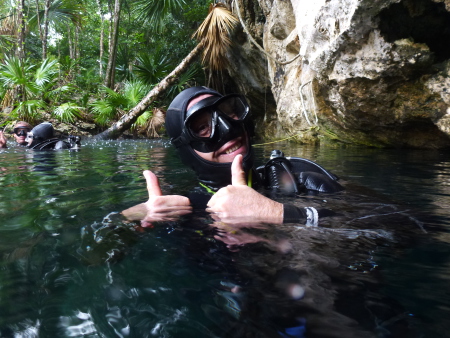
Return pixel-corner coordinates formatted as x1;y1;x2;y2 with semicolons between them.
121;170;192;226
0;130;7;148
206;154;284;225
214;226;269;251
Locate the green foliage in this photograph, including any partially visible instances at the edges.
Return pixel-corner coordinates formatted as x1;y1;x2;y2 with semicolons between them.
134;110;152;129
90;80;151;126
166;62;203;100
181;0;211;23
115;45;135;82
133;0;186;34
53;102;83;123
0;0;212;131
0;56;84;123
0;56;39;101
35;58;59;87
27;0;84;33
134;49;172;85
11;100;46;123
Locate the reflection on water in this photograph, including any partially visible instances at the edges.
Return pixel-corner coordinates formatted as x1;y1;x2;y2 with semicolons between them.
0;140;449;337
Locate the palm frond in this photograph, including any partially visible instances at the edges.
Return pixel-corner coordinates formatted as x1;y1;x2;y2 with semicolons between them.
53;102;83;123
123;80;150;106
192;3;238;71
0;56;41;99
28;0;84;31
34;58;58;87
1;88;14;110
134;51;172;85
90;100;117;126
132;110;152;131
143;107;165;138
11;100;46;123
0;56;34;88
133;0;186;34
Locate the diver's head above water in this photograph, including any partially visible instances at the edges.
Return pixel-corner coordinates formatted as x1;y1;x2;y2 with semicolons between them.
13;121;33;146
166;86;255;188
26;122;54;148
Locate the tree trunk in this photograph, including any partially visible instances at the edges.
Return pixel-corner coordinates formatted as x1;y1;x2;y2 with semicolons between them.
94;42;203;140
16;0;25;61
42;0;51;59
103;0;121;89
96;0;105;77
75;25;80;58
35;0;43;49
68;26;73;59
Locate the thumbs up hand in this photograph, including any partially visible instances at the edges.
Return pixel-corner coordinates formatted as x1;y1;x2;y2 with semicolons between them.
207;155;284;225
121;170;192;226
0;129;7;148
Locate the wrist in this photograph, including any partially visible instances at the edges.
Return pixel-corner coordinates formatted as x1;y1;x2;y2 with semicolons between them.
283;204;319;226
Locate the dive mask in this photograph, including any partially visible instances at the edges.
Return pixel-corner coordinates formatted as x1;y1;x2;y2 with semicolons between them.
171;94;250;153
13;128;30;136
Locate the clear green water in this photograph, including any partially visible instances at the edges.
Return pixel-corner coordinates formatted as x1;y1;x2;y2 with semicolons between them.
0;140;449;337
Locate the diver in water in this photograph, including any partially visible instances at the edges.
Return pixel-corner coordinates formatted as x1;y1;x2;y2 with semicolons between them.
25;122;81;150
0;121;33;148
122;86;343;226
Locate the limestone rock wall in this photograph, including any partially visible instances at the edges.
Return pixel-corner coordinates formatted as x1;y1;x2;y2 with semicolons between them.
227;0;450;148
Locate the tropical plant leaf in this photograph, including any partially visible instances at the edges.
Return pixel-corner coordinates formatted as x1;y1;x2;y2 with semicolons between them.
34;58;58;87
11;100;46;123
28;0;84;32
132;110;152;131
90;80;151;126
123;80;151;106
53;102;83;123
134;51;172;85
192;3;238;71
90;99;117;126
0;56;40;101
166;62;202;99
143;107;165;138
133;0;186;34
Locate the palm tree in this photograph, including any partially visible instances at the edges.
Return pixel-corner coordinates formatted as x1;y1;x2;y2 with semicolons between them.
94;3;238;140
28;0;84;60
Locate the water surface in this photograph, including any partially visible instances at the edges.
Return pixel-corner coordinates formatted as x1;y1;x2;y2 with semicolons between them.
0;140;449;337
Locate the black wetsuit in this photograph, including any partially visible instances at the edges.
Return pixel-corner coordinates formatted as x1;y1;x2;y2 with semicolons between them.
188;153;344;225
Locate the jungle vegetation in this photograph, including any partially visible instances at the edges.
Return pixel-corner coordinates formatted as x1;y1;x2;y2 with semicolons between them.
0;0;236;138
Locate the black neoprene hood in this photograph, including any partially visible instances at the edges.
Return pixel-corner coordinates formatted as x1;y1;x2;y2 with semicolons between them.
166;86;255;189
28;122;54;148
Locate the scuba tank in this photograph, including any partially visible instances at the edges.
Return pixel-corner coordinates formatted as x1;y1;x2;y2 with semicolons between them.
258;150;344;195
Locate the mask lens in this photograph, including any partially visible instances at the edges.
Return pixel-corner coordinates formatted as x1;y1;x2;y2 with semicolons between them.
216;96;248;120
14;128;30;136
186;109;214;138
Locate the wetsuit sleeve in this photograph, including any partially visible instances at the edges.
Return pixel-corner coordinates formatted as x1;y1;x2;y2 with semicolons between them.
283;204;319;226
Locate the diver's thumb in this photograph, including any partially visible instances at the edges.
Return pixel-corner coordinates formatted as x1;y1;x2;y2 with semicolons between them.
231;154;247;186
144;170;162;197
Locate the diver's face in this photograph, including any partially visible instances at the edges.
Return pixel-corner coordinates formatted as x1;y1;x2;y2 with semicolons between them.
25;131;34;146
187;94;248;163
13;126;31;145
